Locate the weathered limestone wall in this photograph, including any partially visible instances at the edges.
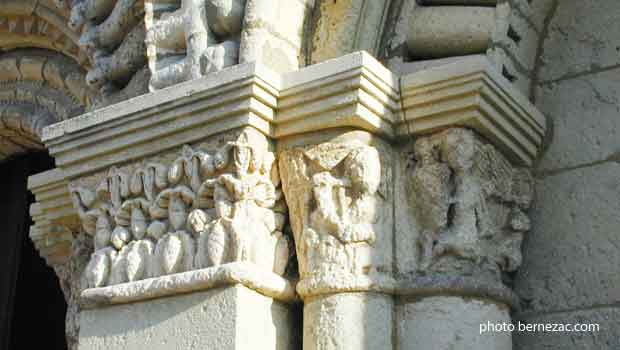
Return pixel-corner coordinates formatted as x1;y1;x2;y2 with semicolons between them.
514;1;620;349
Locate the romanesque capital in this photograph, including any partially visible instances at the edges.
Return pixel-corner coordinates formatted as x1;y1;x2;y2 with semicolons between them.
69;131;292;294
404;127;533;304
279;133;394;298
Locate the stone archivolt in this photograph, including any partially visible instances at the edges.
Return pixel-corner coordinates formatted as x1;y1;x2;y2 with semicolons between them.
70;0;149;105
407;128;533;284
0;0;88;66
146;0;313;90
71;139;290;289
0;49;97;160
145;0;243;90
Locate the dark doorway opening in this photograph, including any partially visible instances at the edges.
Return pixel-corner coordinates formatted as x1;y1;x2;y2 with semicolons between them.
0;153;68;350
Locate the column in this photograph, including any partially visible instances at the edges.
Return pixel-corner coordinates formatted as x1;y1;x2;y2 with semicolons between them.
278;130;395;350
395;128;533;350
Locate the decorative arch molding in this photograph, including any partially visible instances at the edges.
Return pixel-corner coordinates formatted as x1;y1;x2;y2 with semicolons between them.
0;49;97;160
0;0;90;67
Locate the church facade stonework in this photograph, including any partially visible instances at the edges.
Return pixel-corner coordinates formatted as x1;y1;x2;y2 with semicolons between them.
2;0;620;349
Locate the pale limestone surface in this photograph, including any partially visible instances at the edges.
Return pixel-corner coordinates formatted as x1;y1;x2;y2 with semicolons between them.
514;307;620;350
535;69;620;171
537;0;620;83
0;0;87;65
397;296;512;350
0;49;96;160
79;284;298;350
2;1;615;350
146;0;313;90
400;56;546;166
80;262;297;307
70;0;148;104
278;130;394;298
386;0;541;96
24;51;549;350
239;0;314;72
310;0;391;63
405;128;533;282
407;6;495;59
304;293;393;350
511;2;620;348
145;0;242;90
69;130;290;291
515;163;620;314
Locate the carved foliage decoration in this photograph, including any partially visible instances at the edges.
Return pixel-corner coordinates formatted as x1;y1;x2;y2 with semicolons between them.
279;140;391;293
73;140;290;289
407;128;533;279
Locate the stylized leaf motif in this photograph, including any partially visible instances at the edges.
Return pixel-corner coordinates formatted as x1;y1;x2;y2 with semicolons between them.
131;207;148;239
86;252;110;288
126;245;144;282
161;234;183;274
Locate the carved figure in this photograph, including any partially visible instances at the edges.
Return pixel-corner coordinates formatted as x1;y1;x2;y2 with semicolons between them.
70;0;148;105
76;137;291;289
279;140;388;288
408;137;451;270
146;0;244;89
408;128;533;277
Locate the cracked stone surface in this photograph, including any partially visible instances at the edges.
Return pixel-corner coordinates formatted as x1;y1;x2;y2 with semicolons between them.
535;68;620;171
515;163;620;314
537;0;620;83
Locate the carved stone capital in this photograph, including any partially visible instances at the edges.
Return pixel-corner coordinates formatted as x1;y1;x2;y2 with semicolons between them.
55;130;294;307
28;168;79;266
279;132;394;298
403;127;533;305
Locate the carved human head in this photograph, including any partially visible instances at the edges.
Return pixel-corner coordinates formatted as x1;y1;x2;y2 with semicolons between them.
187;209;212;235
232;143;260;175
